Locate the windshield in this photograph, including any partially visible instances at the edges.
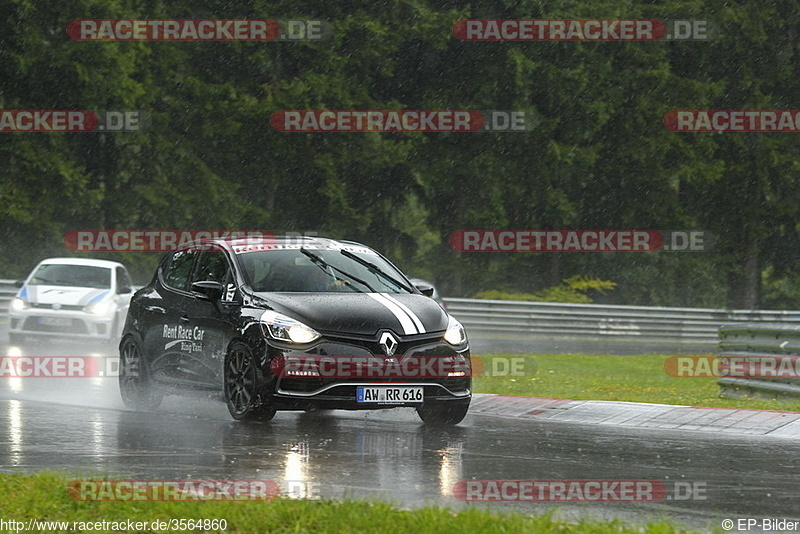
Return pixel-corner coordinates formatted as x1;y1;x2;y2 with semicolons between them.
28;264;112;289
237;247;411;293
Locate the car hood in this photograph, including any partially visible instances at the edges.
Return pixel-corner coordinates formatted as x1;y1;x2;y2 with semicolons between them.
255;292;448;337
20;284;110;306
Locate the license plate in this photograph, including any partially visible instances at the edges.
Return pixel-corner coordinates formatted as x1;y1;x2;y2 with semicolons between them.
36;317;72;326
356;386;423;404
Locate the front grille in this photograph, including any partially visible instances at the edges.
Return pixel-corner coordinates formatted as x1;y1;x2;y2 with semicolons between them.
274;330;469;395
279;374;448;391
279;383;466;399
22;317;88;334
278;374;470;394
31;303;83;311
320;332;445;357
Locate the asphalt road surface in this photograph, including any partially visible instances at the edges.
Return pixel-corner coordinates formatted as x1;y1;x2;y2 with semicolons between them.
1;335;797;533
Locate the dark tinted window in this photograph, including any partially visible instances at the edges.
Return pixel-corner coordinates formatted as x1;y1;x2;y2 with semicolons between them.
192;249;232;284
238;247;410;293
162;250;196;291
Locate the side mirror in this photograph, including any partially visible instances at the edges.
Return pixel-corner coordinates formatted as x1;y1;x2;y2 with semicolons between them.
117;285;133;294
14;280;24;288
414;282;435;298
191;280;224;301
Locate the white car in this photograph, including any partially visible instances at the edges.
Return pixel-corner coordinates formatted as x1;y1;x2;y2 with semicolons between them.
8;258;134;345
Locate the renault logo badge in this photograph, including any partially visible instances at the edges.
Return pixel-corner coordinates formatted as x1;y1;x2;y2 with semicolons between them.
378;332;399;357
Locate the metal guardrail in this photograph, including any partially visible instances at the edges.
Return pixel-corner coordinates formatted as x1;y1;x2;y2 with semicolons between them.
3;276;800;351
717;324;800;399
444;298;800;346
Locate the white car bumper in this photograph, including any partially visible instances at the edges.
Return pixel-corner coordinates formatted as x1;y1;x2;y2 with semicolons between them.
8;305;120;341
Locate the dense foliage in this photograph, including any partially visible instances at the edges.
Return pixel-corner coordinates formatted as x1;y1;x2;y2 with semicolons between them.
2;0;798;309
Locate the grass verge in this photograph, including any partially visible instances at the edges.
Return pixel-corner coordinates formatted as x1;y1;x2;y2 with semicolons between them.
472;353;800;412
0;472;707;533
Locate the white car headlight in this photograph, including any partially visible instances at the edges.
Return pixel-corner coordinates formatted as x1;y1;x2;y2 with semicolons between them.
10;298;28;312
260;310;321;344
84;300;112;315
443;316;467;346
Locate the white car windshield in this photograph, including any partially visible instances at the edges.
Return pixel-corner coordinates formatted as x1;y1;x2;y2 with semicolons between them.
28;264;112;289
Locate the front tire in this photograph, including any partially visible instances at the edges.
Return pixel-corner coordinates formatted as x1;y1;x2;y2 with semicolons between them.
416;399;470;426
224;342;274;421
119;337;163;411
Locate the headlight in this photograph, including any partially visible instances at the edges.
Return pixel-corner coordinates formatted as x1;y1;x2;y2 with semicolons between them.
10;298;28;312
443;316;467;346
84;300;111;315
260;310;321;344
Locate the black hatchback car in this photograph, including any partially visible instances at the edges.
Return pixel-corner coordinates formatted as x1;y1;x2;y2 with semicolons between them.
119;236;471;425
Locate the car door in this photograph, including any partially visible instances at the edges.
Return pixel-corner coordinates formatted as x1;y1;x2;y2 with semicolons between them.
145;248;198;385
182;246;239;387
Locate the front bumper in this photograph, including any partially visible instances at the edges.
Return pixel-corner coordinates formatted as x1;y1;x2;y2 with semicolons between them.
263;332;472;409
8;307;117;341
273;382;470;410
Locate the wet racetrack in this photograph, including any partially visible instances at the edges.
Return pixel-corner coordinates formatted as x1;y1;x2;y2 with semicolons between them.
1;332;798;532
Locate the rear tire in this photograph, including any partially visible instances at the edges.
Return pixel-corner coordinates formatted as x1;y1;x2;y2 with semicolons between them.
118;337;163;411
416;399;470;426
224;342;274;421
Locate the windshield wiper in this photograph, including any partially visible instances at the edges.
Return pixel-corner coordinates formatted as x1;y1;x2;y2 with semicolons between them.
300;248;375;292
339;249;412;293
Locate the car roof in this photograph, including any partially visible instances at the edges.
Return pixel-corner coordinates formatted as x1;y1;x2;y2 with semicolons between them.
35;257;125;269
179;235;377;255
229;235;344;248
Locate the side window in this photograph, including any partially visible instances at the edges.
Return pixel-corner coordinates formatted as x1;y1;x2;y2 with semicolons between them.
116;266;133;290
162;250;197;291
240;254;273;291
192;249;235;301
192;249;232;283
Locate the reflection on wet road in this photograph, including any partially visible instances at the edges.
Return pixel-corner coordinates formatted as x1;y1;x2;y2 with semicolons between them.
1;338;798;531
